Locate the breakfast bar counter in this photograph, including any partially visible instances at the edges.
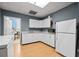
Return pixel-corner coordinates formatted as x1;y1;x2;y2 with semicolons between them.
0;35;14;57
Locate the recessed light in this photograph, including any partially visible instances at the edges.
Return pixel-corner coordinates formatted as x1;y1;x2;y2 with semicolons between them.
27;0;53;8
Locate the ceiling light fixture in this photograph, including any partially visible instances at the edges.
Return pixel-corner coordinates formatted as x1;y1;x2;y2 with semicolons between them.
26;0;53;8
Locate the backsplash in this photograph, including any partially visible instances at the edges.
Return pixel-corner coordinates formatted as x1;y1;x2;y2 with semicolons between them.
29;28;55;33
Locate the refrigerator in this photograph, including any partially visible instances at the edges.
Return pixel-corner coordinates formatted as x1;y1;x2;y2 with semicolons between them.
56;18;76;57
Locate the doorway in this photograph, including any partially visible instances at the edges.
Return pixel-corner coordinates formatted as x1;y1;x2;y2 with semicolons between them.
4;16;21;44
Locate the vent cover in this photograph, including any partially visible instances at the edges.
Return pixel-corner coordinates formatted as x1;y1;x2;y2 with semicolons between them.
29;10;37;15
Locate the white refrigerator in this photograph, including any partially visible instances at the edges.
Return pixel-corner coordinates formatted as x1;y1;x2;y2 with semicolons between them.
56;18;76;57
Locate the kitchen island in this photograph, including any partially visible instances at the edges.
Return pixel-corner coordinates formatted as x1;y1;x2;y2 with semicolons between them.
0;35;14;57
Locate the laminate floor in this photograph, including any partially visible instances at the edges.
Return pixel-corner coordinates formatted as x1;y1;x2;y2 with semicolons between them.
13;39;62;57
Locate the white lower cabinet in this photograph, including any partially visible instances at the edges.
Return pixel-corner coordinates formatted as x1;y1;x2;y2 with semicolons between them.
22;33;55;47
48;34;55;47
22;34;38;44
42;34;55;47
56;33;76;57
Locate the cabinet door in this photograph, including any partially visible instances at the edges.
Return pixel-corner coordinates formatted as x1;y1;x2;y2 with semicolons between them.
39;20;44;28
41;34;55;47
50;34;55;47
41;34;50;43
22;34;33;44
22;34;39;44
47;34;54;47
29;19;37;28
44;18;50;28
56;33;76;57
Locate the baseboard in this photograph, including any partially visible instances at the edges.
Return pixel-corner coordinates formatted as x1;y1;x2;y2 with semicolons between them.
39;41;55;49
21;41;55;49
56;51;65;57
21;41;41;45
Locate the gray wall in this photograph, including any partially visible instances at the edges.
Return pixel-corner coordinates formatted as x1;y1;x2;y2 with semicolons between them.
0;10;2;35
0;9;4;35
0;9;40;35
78;3;79;17
46;3;78;29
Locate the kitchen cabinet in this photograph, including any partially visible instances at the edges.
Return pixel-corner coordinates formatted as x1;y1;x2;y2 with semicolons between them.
29;19;38;28
43;18;50;28
22;32;55;47
22;34;38;44
29;16;51;28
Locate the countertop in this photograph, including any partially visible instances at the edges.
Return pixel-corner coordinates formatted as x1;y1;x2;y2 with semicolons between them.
0;35;14;47
22;32;55;35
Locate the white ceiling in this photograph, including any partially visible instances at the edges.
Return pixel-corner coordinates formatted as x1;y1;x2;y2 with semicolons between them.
0;2;73;18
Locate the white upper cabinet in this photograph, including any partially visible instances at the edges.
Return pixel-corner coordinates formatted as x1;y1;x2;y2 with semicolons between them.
29;16;51;28
29;19;38;28
43;18;50;28
56;19;76;33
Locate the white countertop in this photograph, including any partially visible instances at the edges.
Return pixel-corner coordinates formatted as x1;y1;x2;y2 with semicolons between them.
0;35;14;46
22;31;55;35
